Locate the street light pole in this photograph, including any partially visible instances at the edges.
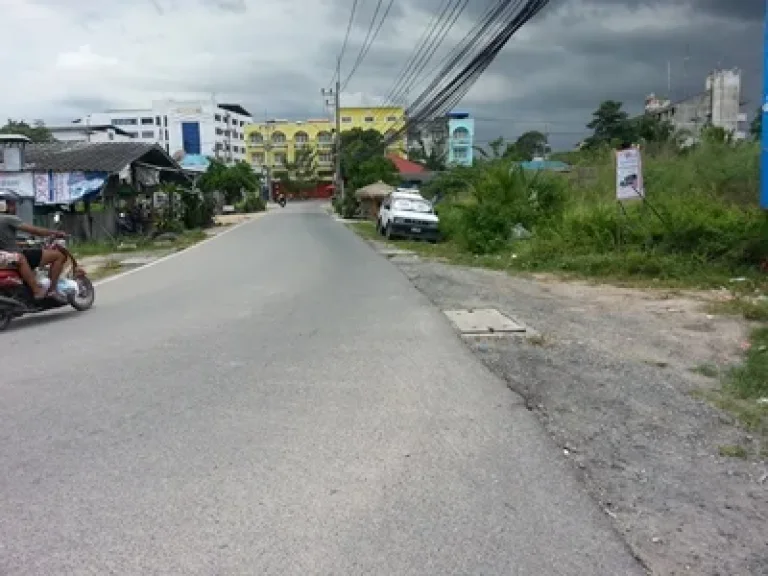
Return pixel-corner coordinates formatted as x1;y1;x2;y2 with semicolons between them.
761;0;768;208
322;57;343;200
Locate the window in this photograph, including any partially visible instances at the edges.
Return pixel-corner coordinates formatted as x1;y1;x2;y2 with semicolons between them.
317;131;332;143
165;143;169;152
364;116;374;122
163;116;167;126
271;132;286;144
215;114;222;121
250;133;263;144
216;128;223;135
156;116;161;125
141;117;154;125
341;116;352;123
453;147;468;159
318;153;332;163
295;131;308;145
112;118;137;126
274;153;286;165
386;116;397;122
164;129;169;141
141;130;154;138
252;152;264;164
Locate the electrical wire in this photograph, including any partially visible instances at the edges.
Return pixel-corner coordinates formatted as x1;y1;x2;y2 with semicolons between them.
327;0;361;88
341;0;395;91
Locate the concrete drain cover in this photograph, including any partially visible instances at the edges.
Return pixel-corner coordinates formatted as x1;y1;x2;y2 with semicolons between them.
443;308;525;335
380;248;415;257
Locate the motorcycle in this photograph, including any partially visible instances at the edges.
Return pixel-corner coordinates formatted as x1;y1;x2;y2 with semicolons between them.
277;194;286;208
0;220;95;331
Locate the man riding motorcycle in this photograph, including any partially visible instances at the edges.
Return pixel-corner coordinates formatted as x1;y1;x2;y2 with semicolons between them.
0;194;67;299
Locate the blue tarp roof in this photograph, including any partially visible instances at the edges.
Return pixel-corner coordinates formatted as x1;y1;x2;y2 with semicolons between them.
519;159;570;172
178;154;210;172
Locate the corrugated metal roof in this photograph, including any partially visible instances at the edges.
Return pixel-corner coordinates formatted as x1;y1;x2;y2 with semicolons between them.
24;142;178;173
386;154;427;174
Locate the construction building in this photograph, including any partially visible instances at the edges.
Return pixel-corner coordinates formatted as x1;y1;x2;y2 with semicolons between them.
644;68;748;143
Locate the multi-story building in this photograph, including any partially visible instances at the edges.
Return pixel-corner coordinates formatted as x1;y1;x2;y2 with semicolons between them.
244;106;408;194
76;99;252;163
644;68;747;143
245;118;335;183
49;124;135;143
446;111;474;166
407;111;475;166
339;106;407;157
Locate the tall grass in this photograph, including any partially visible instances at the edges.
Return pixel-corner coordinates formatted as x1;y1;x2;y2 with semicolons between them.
436;140;767;286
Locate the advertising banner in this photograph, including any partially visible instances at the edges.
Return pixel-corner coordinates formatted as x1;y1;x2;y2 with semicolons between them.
615;147;644;201
33;171;109;204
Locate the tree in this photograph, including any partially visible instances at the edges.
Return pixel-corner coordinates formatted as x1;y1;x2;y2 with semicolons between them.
0;119;54;142
634;114;674;144
348;156;399;193
408;137;447;171
585;100;634;147
280;147;317;197
474;137;518;161
513;131;548;161
750;107;762;140
198;159;260;204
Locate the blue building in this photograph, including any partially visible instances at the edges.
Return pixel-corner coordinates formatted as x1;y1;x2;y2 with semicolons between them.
446;111;474;166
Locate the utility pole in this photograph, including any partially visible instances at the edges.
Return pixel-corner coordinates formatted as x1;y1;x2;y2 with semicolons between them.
761;0;768;209
322;57;343;199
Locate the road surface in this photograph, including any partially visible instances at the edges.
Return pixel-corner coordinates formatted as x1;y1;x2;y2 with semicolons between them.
0;203;644;575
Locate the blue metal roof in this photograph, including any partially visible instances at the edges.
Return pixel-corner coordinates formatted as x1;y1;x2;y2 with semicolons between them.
519;159;570;172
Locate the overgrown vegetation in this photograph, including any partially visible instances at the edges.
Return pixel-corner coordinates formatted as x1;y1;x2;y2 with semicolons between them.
424;101;766;289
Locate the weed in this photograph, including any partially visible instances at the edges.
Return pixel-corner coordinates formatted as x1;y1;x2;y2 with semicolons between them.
718;444;748;459
691;364;719;378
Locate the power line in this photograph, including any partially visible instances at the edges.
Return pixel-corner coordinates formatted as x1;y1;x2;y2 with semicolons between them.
328;0;361;88
341;0;395;91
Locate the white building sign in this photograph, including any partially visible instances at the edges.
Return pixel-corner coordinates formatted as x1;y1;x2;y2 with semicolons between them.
615;147;644;201
0;172;34;197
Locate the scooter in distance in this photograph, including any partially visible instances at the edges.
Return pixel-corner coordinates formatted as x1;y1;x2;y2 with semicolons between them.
0;220;95;331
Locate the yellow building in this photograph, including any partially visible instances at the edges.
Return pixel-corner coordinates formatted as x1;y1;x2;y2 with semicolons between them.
244;118;335;181
243;106;408;188
339;106;407;157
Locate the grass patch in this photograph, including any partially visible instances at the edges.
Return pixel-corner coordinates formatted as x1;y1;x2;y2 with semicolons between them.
703;327;768;454
88;258;122;280
690;364;719;378
71;229;207;258
706;297;768;321
717;444;748;459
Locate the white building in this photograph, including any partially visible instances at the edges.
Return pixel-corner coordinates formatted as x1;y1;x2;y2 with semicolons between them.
78;99;252;163
644;68;748;142
49;124;136;143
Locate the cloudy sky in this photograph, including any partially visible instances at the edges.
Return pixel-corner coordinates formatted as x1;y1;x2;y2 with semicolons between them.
0;0;762;149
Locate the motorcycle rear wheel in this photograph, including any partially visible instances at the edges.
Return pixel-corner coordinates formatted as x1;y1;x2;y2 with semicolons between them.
70;276;95;311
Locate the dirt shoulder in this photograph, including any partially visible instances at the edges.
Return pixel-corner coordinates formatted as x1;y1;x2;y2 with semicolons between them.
366;238;767;575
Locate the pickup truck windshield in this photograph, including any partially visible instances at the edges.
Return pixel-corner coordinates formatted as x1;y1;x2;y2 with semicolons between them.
393;199;432;213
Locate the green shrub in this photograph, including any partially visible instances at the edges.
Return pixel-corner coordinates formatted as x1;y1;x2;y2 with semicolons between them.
434;140;767;280
236;193;266;213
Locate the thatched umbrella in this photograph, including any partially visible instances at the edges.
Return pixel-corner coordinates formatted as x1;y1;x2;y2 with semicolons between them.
355;181;395;220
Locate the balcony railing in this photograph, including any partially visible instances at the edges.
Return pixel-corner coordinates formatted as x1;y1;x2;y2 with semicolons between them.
451;136;471;146
248;139;264;147
270;140;288;148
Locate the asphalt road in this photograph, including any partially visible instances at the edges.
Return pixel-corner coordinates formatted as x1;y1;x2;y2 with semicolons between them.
0;202;644;575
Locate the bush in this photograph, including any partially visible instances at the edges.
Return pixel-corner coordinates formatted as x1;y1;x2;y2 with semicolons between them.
434;140;767;281
438;161;566;254
236;193;266;213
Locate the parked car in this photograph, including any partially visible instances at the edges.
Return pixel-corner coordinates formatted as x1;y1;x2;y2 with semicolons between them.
377;190;440;242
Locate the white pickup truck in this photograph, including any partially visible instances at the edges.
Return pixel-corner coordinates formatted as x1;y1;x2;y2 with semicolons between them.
376;190;440;241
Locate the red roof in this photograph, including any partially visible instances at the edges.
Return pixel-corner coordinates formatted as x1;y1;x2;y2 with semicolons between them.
386;154;426;174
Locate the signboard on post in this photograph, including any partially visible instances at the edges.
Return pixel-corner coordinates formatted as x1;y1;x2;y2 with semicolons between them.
615;147;644;201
